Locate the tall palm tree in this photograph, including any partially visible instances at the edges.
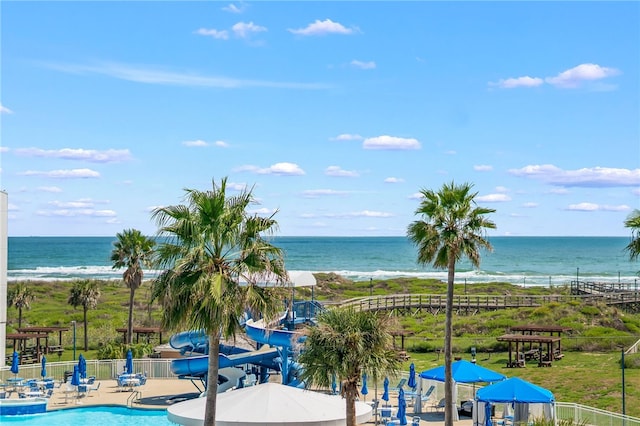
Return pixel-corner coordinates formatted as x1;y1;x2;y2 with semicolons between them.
110;229;156;345
407;181;495;426
8;282;35;329
68;279;101;351
624;209;640;269
298;307;400;426
151;177;286;426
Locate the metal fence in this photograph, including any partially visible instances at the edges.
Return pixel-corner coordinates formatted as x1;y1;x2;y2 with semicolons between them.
556;402;640;426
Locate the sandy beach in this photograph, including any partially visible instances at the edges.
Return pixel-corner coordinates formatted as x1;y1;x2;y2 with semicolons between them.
29;378;472;425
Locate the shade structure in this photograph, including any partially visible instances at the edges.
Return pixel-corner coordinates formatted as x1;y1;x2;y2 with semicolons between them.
397;388;407;425
78;354;86;379
41;355;47;379
167;382;373;426
125;349;133;374
476;377;554;404
407;363;416;389
382;377;389;402
10;351;19;376
420;360;506;383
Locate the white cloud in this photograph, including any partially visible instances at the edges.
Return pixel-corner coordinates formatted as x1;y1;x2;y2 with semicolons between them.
350;60;376;70
302;189;349;198
509;165;640;187
43;61;331;90
36;209;116;217
548;188;570;195
288;19;357;36
546;63;621;89
474;165;493;172
232;21;267;38
194;28;229;40
249;207;276;215
0;147;9;152
0;104;13;114
444;150;457;155
331;133;363;141
222;3;246;13
8;203;19;211
495;186;509;193
49;200;94;208
324;210;394;218
325;166;359;177
19;168;100;178
409;192;424;200
215;140;229;148
633;188;640;196
363;135;421;150
476;193;512;202
566;203;630;212
14;147;131;163
182;139;209;147
489;76;544;89
37;186;63;193
239;162;304;176
384;177;404;183
522;202;538;208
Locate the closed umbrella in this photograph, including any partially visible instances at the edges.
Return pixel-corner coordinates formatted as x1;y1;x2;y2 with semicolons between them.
361;373;368;401
397;387;407;425
408;363;416;389
126;349;133;374
71;364;80;386
485;402;493;426
331;374;337;395
382;377;390;403
10;351;19;377
78;353;87;379
41;355;47;379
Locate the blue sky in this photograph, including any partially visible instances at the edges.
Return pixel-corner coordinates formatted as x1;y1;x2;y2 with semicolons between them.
1;1;638;237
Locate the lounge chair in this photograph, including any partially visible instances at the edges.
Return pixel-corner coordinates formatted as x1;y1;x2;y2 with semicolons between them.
432;398;446;413
390;378;407;392
88;381;101;397
414;385;435;408
44;388;54;398
411;416;421;426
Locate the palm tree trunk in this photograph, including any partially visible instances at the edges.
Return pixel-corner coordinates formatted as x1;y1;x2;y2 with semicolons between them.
204;333;221;426
346;382;357;426
444;256;455;426
127;288;135;345
83;306;89;351
18;308;23;329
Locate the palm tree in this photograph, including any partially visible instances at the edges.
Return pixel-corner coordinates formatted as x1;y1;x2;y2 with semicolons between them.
110;229;156;345
8;282;35;328
407;181;496;426
68;279;101;351
298;307;400;426
151;177;287;426
624;209;640;268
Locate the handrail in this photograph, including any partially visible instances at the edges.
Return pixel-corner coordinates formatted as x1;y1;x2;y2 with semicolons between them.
127;390;142;407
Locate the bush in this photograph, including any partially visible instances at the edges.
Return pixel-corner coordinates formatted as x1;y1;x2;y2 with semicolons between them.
97;342;153;359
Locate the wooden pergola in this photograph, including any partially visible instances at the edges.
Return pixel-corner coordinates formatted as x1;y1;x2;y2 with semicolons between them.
5;333;49;365
116;327;164;344
497;334;561;367
508;324;571;354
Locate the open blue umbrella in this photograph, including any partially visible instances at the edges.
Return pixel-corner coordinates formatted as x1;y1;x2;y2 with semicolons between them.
407;362;416;389
361;373;368;401
78;354;87;379
41;355;47;379
125;349;133;374
382;377;389;402
397;387;407;425
10;351;19;377
71;364;80;386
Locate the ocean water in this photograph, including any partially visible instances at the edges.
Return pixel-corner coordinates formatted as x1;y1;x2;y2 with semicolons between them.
7;236;639;286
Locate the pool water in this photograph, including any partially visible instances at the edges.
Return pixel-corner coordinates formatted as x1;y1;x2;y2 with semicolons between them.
0;405;174;425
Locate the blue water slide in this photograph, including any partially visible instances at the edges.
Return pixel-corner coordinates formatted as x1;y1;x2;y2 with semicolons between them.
244;318;305;347
170;345;280;377
169;330;208;354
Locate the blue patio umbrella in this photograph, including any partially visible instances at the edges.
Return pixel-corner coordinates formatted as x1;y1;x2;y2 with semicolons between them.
407;363;416;389
71;364;80;386
397;387;407;425
331;374;337;395
78;353;87;379
361;373;368;401
382;377;389;402
10;351;19;377
125;349;133;374
41;355;47;379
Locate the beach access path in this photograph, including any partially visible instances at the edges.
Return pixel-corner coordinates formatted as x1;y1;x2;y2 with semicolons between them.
41;378;472;425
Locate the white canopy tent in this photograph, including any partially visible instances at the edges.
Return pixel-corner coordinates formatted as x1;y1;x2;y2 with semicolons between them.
167;382;373;426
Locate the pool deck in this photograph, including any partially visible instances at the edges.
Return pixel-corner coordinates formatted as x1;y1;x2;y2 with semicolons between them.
7;379;472;425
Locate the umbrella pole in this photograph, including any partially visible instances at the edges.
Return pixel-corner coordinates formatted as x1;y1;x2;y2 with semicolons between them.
375;382;378;425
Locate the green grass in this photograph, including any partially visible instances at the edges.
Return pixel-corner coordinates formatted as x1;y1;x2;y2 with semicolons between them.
4;276;640;417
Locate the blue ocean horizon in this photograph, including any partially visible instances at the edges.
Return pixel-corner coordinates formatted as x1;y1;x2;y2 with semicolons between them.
7;236;639;286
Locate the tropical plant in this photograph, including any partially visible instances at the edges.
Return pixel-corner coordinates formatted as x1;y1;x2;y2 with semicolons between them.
68;279;101;351
624;209;640;273
151;177;287;426
110;228;156;345
407;181;496;426
298;307;400;426
8;282;35;328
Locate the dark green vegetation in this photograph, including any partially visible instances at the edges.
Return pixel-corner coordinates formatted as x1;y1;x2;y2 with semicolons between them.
4;276;640;416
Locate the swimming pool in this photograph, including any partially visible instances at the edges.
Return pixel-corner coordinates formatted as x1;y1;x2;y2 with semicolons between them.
0;405;175;425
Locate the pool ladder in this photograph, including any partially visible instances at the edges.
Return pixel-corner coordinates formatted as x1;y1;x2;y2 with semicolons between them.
127;390;142;407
